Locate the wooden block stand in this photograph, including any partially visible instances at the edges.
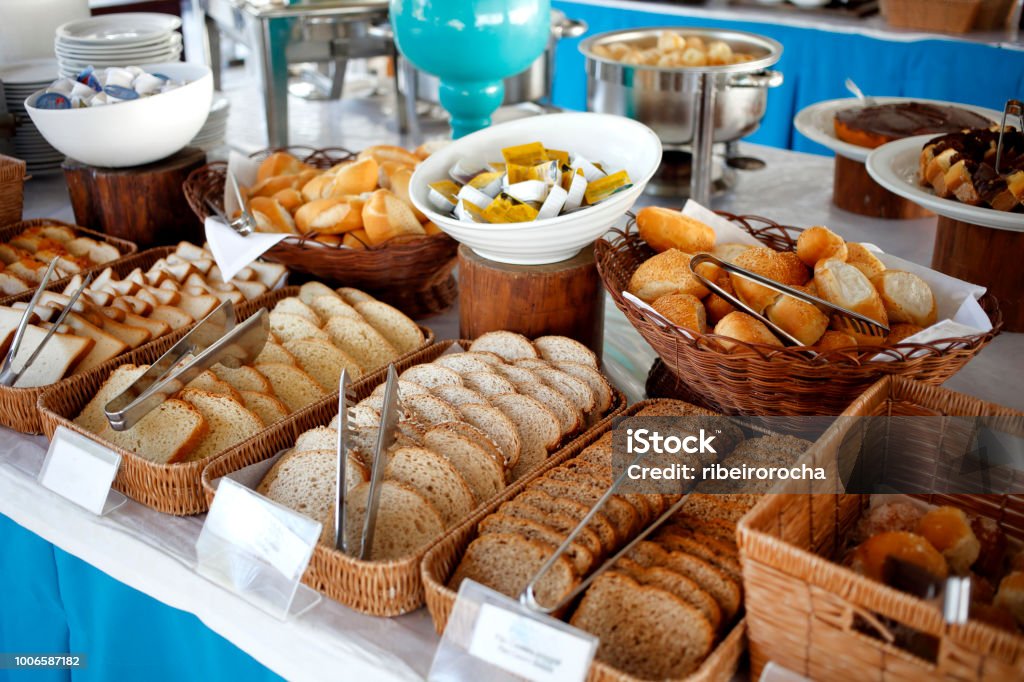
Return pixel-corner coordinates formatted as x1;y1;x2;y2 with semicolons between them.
63;147;207;248
833;154;933;219
933;215;1024;332
458;245;605;360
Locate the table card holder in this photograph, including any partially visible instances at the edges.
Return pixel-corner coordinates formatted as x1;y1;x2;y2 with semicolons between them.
38;425;126;515
195;477;322;620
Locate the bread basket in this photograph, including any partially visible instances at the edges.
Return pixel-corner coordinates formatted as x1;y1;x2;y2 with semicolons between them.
594;213;1002;416
880;0;982;32
182;146;459;317
738;377;1024;680
0;154;26;226
200;339;628;616
421;398;747;682
35;285;436;515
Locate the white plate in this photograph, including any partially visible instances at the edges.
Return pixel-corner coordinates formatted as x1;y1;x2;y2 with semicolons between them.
56;32;178;53
58;47;181;66
56;13;181;45
0;59;59;85
866;135;1024;232
55;35;181;58
793;97;1004;163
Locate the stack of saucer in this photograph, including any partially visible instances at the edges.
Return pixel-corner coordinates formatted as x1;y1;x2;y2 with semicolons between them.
190;94;229;151
54;13;182;78
0;59;63;171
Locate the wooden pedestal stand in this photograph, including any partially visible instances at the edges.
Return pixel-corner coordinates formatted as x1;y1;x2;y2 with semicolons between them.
458;245;605;360
63;147;207;249
933;215;1023;332
834;155;933;219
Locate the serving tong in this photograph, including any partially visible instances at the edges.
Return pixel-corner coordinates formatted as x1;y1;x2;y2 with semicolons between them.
102;300;269;431
883;556;971;625
0;259;94;387
205;170;257;236
688;253;889;345
334;364;401;560
994;99;1023;175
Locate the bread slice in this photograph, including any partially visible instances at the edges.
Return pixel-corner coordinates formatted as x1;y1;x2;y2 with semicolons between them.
628;541;741;621
614;557;722;632
469;331;539;360
384;446;476;527
492;363;541;385
74;364;146;433
450;533;578;609
298;281;340;305
534;335;598;367
176;293;220;322
570;572;714;679
323;316;399;371
293;426;338;453
285;337;363;390
254;340;298;367
97;398;207;464
148;305;193;331
247;260;287;289
308;294;362;323
529;477;639;542
10;326;94;388
515;489;618;555
553;362;613;415
488;394;559;480
423;426;505;502
401;394;461;427
62;313;129;374
273;297;322;325
121;311;171;339
513;382;580;438
353;301;424;354
336;287;375;305
871;270;937;328
96;315;152;348
343;481;444;560
185;370;241;400
179;389;264;462
435;421;505;472
478;514;595;575
497;498;604;558
655;532;742;583
399;364;462;389
255;363;326;412
269;311;329;343
210;364;274;394
433;353;496;375
432;384;488;407
461;371;516;397
370;379;430;399
530;366;596;416
240;390;290;426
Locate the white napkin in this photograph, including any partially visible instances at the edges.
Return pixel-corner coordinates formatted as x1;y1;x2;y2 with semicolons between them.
225;150;262;216
204;217;288;283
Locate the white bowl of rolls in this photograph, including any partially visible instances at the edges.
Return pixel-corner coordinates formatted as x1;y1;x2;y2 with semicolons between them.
409;112;662;265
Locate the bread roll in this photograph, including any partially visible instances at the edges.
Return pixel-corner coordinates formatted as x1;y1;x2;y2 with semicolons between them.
703;274;737;326
796;226;848;267
814;258;888;344
712;312;782;352
257;151;309;183
295;197;363;234
851;531;948;583
916;506;980;574
250;197;297;234
636;207;715;254
314;234;344;247
250;174;300;198
627;249;709;303
300;173;335;202
362;189;426;245
711;243;753;263
995;572;1024;626
271;188;304;213
886;323;923;344
357;144;421;168
764;287;828;346
389;166;427;222
342;230;369;250
731;248;809;313
651;293;707;333
813;330;857;352
870;270;937;327
846;243;886;280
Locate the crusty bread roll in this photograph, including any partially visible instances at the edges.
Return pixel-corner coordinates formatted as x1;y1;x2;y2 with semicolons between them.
358;144;421;168
703;274;736;326
627;249;709;303
916;506;980;575
731;248;811;313
846;242;886;280
295;197;363;234
814;258;888;344
764;286;828;346
271;188;304;213
332;157;380;196
870;270;937;327
362;189;426;245
796;226;848;267
851;531;948;583
257;151;310;183
995;572;1024;627
636;207;715;254
712;311;782;352
886;323;923;344
300;173;335;202
651;293;707;333
250;174;300;198
712;243;753;264
813;330;857;352
389;166;427;222
250;197;298;234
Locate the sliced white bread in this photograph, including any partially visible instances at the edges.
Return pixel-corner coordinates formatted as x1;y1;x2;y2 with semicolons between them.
401;393;462;427
185;370;241;401
384;445;476;528
488;393;560;480
256;363;326;412
399;364;462;389
247;260;287;289
308;294;362;323
254;340;298;367
62;313;129;374
177;293;220;321
10;326;94;388
269;311;329;343
284;337;363;390
98;398;208;464
423;425;505;502
457;402;523;472
534;335;598;367
96;315;152;348
461;371;516;397
323;316;398;371
469;331;539;360
353;300;424;354
370;379;431;399
432;353;496;375
210;364;274;394
343;481;444;560
74;364;146;434
431;384;488;407
293;426;337;452
298;281;341;305
240;390;290;426
273;297;322;325
336;287;375;305
179;389;264;462
148;305;193;331
121;311;170;339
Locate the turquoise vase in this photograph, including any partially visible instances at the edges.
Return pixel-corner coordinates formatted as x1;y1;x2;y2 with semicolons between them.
390;0;551;138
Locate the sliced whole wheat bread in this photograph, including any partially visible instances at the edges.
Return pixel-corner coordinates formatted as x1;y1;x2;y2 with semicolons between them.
422;426;505;502
343;480;445;560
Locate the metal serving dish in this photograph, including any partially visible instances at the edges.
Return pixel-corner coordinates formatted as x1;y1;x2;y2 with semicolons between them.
580;27;783;147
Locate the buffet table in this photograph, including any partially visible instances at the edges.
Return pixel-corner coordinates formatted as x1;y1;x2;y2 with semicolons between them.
2;136;1022;681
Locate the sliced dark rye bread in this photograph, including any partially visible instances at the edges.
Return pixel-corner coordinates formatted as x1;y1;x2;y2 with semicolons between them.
495;498;604;559
528;477;639;543
514;489;618;556
662;514;738;547
628;541;742;621
477;514;595;576
613;557;722;633
653;532;743;585
570;572;714;680
540;468;651;533
449;532;577;612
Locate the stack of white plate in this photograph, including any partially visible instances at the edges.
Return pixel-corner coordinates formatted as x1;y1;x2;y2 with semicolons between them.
0;58;64;171
190;94;229;151
54;13;182;79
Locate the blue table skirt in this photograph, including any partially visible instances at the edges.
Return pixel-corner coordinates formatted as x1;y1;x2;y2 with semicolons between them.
551;0;1024;154
0;514;280;682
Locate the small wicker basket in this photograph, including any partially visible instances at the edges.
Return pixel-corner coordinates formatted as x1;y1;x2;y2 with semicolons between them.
35;286;436;514
738;377;1024;681
881;0;982;32
0;155;26;226
200;339;628;616
594;214;1002;416
421;398;747;682
182;147;459;317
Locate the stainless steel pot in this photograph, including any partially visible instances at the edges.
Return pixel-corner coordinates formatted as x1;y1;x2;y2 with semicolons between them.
400;9;587;106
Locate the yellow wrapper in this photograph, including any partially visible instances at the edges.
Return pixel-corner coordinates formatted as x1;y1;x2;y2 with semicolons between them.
507;160;559;185
501;141;548;166
584;170;632;204
464;200;488;222
482;193;540;223
561;167;584;191
429;180;460;203
545;148;570;166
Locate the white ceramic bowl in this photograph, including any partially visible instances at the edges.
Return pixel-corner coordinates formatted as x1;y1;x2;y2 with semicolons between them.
25;62;213;168
409;112;662;265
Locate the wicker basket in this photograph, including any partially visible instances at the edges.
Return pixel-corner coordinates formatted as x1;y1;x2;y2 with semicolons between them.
881;0;982;32
0;155;26;226
182;147;459;318
737;377;1024;681
35;287;436;514
421;398;747;682
974;0;1016;28
200;339;628;616
594;214;1002;416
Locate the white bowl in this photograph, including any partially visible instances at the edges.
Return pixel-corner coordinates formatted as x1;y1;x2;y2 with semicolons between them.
25;62;213;168
409;112;662;265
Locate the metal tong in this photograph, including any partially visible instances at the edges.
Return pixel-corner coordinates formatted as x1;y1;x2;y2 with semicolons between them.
335;364;400;560
689;253;889;345
206;170;257;236
0;259;93;387
103;300;269;431
883;556;971;625
995;99;1023;175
